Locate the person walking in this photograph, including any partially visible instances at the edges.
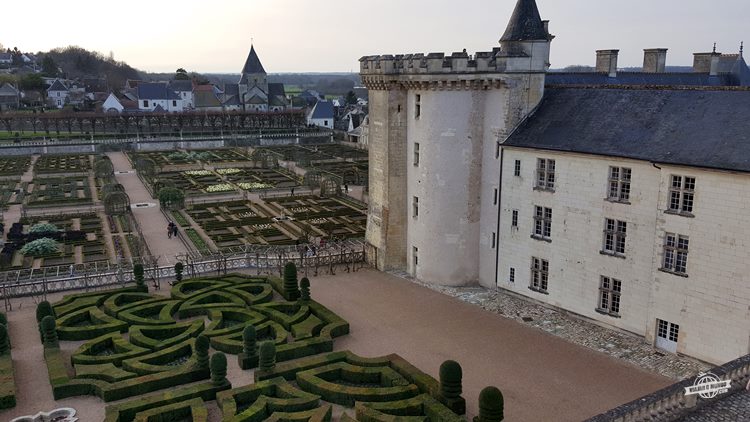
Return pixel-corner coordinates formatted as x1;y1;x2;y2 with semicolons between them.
167;222;173;239
172;225;178;239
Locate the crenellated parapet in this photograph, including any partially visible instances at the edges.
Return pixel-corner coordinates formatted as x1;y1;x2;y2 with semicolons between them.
360;44;550;90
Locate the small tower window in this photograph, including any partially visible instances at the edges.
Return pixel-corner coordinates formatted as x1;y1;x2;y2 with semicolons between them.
415;94;421;119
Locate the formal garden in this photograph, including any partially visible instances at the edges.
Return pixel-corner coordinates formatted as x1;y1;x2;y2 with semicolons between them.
0;263;506;421
0;214;111;270
26;176;94;208
0;157;32;177
33;154;92;175
174;196;367;251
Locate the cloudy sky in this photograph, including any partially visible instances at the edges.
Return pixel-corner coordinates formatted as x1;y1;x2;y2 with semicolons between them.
1;0;748;73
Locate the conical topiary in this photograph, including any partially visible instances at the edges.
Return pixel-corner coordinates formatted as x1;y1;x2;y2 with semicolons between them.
210;352;228;386
299;277;310;302
36;301;55;341
41;315;58;348
283;262;300;300
242;324;257;357
259;341;276;371
174;262;184;284
439;360;463;400
133;263;145;289
474;386;504;422
0;324;9;355
195;335;210;368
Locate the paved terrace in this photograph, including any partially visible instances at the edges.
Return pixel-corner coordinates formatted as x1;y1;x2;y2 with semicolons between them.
0;268;671;421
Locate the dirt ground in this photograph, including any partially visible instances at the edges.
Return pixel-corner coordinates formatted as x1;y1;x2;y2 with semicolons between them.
0;269;670;421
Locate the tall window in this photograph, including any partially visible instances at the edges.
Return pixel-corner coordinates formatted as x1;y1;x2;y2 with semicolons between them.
413;143;420;166
514;160;521;177
662;233;689;275
535;158;555;190
413;246;418;267
533;206;552;240
509;267;515;283
511;210;519;229
143;100;149;108
530;257;549;293
657;319;680;343
415;94;421;119
412;196;419;218
492;232;496;249
668;175;695;214
493;188;498;205
608;166;631;202
602;218;627;255
597;276;622;316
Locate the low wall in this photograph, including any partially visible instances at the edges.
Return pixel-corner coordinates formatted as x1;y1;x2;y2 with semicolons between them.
586;354;750;422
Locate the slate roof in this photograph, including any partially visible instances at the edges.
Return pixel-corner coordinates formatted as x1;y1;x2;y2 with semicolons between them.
194;91;222;108
0;83;19;96
223;84;240;97
310;100;334;119
500;0;547;42
168;80;193;92
546;72;737;87
504;87;750;172
241;45;266;75
268;83;286;97
47;79;68;92
137;83;180;100
222;94;242;106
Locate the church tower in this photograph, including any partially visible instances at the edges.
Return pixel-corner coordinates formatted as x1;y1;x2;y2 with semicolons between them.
239;45;270;111
360;0;552;287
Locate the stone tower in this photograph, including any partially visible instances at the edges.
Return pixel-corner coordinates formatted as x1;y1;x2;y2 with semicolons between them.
360;0;552;287
238;45;269;110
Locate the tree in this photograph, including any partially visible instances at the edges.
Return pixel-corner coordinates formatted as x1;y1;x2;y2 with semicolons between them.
158;187;185;210
174;262;184;284
133;263;145;289
20;73;45;90
175;68;190;80
345;90;358;105
283;262;300;301
41;56;59;77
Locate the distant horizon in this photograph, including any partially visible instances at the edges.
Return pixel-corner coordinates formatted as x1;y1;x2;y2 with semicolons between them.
2;0;748;74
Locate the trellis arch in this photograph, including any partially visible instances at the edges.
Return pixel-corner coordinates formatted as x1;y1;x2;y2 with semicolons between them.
303;170;323;190
104;191;131;216
94;157;115;179
250;149;279;169
320;176;342;197
340;168;361;185
135;157;158;178
102;183;126;198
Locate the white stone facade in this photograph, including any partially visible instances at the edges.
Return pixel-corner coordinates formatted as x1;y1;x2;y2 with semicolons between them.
497;148;750;364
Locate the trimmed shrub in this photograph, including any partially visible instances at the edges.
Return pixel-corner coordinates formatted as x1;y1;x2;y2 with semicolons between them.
20;237;60;257
0;324;9;355
195;335;210;369
300;277;311;302
133;264;145;289
0;354;16;409
440;360;462;399
259;341;276;371
0;312;6;327
474;386;504;422
37;300;57;341
41;315;58;348
174;262;184;284
242;324;256;357
210;352;227;386
282;262;300;301
103;382;226;422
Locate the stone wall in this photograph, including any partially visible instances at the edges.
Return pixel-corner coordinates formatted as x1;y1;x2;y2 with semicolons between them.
498;148;750;364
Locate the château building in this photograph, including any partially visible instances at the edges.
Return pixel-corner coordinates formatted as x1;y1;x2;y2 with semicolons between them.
360;0;750;364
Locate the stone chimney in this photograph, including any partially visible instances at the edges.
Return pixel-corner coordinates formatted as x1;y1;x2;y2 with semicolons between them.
643;48;668;73
693;50;722;76
596;50;619;77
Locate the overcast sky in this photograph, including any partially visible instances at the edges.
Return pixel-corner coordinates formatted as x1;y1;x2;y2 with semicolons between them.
1;0;748;73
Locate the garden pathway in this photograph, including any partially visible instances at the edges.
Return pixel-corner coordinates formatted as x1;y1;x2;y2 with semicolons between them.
312;269;673;422
106;152;188;262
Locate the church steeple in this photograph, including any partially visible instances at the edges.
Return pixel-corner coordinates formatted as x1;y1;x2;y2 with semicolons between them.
500;0;547;42
241;45;266;75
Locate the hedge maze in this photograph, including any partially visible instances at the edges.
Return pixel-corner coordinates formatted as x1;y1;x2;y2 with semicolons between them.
0;312;16;410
